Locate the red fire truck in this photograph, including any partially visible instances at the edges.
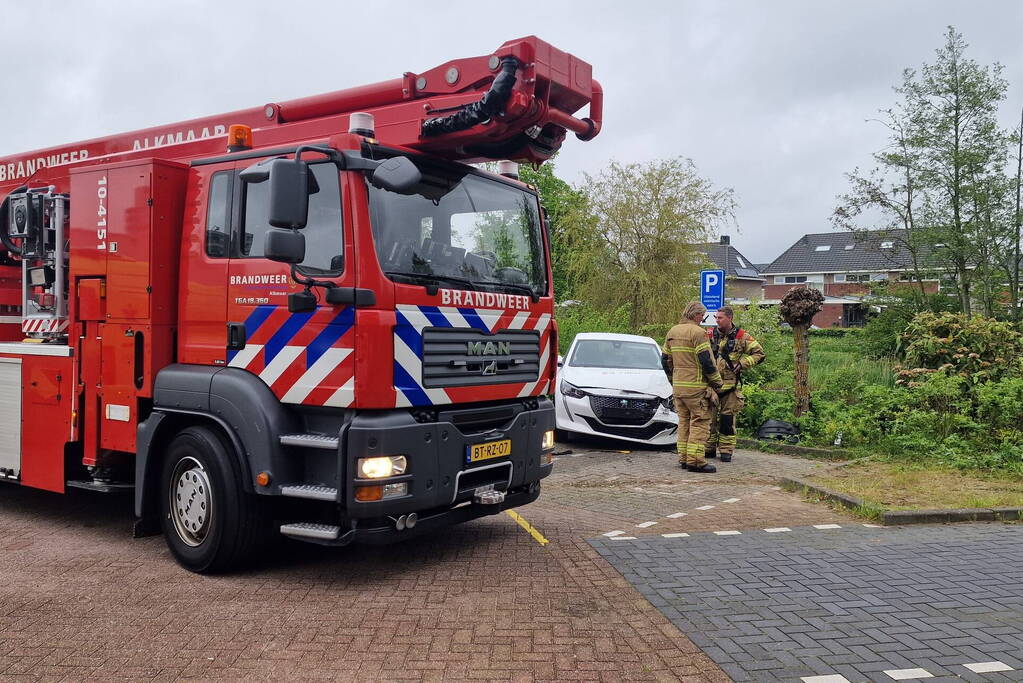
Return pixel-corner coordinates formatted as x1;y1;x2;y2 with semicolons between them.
0;37;601;572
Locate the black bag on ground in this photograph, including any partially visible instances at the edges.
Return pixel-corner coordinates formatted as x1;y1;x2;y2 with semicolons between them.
756;419;801;444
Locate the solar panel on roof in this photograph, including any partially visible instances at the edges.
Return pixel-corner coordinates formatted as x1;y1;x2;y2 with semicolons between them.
734;268;759;278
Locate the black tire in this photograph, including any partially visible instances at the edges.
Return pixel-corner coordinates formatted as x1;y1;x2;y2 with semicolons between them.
159;425;267;574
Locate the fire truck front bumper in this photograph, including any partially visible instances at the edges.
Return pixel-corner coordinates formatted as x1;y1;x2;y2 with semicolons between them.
348;481;541;545
340;398;555;533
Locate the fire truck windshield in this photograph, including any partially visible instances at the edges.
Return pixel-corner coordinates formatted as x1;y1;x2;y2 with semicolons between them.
367;160;547;297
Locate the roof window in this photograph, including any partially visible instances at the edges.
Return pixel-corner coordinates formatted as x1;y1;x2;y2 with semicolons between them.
881;241;894;249
815;245;831;252
844;244;854;250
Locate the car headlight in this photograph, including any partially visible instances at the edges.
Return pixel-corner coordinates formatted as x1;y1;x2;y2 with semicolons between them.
357;455;407;479
662;397;676;412
561;381;587;399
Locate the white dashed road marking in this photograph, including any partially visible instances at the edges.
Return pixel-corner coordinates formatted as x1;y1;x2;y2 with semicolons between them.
814;524;842;529
884;668;933;680
713;530;741;536
764;527;791;533
636;521;657;528
666;512;687;519
696;505;715;510
964;662;1013;673
863;523;883;528
801;676;851;683
661;532;690;538
722;497;741;503
609;536;636;541
603;530;625;537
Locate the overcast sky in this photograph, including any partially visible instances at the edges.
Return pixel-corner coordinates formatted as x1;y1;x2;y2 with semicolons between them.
4;1;1023;263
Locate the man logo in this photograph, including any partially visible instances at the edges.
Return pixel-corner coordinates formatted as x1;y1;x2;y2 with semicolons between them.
467;340;512;356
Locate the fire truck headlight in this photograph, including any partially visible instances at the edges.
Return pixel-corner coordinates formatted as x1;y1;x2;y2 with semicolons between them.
357;455;407;479
541;430;555;451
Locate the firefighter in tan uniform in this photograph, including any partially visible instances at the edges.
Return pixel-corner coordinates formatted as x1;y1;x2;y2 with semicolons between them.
705;306;766;462
662;302;724;473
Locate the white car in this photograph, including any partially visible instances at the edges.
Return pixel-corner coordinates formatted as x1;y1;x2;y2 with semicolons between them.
555;332;678;446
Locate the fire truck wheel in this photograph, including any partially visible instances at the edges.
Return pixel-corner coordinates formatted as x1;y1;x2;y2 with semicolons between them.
160;425;266;573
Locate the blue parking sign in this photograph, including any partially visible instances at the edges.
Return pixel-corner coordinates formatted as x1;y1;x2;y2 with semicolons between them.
700;269;725;310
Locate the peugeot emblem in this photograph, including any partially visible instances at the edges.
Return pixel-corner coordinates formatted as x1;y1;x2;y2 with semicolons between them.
620;399;628;407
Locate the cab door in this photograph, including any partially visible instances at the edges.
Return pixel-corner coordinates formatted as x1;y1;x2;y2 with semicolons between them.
224;160;357;408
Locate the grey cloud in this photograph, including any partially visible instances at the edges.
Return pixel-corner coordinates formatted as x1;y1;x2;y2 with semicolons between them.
4;0;1023;263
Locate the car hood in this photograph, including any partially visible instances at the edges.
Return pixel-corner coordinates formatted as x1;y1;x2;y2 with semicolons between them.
562;366;671;399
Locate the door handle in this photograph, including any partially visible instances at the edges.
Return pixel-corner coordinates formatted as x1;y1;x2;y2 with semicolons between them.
227;322;246;351
325;287;376;307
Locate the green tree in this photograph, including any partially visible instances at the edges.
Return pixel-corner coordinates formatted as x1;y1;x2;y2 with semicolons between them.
833;108;938;313
901;27;1009;315
836;27;1012;318
520;159;587;302
563;158;735;328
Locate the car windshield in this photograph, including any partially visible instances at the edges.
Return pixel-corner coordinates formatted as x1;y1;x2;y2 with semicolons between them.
367;158;547;296
569;340;663;370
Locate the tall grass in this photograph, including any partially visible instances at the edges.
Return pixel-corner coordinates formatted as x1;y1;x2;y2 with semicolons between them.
765;336;895;390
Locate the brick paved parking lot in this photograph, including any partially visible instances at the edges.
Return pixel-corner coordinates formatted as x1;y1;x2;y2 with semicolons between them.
1;440;1019;681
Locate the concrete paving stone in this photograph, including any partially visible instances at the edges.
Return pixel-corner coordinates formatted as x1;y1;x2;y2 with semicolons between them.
592;522;1023;683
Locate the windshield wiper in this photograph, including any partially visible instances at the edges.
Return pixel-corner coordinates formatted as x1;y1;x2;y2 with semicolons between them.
384;271;479;294
385;271;540;301
492;281;539;301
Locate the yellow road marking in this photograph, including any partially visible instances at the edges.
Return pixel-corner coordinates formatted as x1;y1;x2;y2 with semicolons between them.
504;509;549;546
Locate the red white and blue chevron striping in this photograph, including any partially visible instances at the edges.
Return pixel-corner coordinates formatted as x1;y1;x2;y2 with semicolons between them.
228;305;355;407
393;304;551;408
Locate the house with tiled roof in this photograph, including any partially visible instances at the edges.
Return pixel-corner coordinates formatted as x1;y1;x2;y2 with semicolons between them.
693;239;764;304
760;230;940;327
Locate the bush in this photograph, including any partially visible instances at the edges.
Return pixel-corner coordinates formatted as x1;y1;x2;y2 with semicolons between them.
861;308;911;358
807;328;863;338
554;303;632;354
900;312;1023;383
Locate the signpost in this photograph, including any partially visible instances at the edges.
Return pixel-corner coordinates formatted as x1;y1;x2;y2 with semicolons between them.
700;269;725;312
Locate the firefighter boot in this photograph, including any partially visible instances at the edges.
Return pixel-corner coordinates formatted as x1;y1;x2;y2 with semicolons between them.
705;449;717;459
718;413;736;462
688;463;717;473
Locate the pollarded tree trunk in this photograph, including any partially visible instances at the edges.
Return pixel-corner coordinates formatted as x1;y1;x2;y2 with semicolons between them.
779;287;824;419
792;323;810;417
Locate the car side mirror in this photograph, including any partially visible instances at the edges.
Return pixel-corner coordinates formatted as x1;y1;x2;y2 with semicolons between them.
368;156;421;193
263;228;305;264
557;355;564;368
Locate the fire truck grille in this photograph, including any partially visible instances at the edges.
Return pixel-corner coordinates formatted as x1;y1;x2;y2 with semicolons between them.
588;395;660;426
421;328;541;388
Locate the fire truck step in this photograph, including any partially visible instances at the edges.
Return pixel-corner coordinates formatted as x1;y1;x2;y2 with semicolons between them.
66;480;134;493
279;433;339;450
280;485;339;501
279;522;342;541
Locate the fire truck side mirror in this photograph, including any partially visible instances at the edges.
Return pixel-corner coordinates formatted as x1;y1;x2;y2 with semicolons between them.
368;156;422;194
263;228;306;264
267;159;314;229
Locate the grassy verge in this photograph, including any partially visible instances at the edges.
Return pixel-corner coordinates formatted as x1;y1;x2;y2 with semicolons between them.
809;459;1023;510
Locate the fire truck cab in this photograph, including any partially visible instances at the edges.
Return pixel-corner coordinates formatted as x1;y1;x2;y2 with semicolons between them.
0;37;601;572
